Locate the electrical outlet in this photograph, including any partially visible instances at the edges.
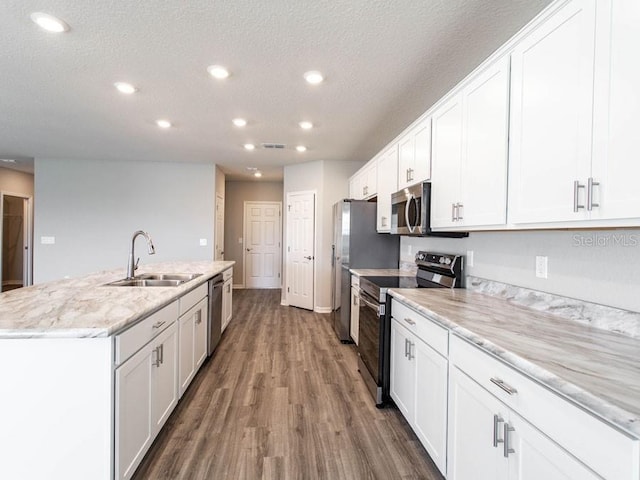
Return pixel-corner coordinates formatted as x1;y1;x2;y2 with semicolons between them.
535;256;548;279
199;238;207;246
407;244;413;256
41;236;55;245
466;250;474;267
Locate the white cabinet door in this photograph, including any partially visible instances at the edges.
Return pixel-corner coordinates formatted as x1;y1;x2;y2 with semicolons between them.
591;0;640;221
376;145;398;232
509;411;600;480
115;344;153;480
350;286;359;344
194;299;208;369
448;366;508;480
413;337;448;476
390;320;415;419
151;322;178;433
431;94;463;229
349;175;360;200
508;0;597;224
178;310;195;397
461;56;510;227
398;118;432;190
222;277;233;331
364;162;377;198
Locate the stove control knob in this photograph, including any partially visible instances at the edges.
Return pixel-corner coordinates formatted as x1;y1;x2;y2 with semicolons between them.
439;257;445;264
444;258;451;265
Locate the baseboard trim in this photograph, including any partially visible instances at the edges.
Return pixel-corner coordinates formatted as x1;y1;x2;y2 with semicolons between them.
314;306;331;314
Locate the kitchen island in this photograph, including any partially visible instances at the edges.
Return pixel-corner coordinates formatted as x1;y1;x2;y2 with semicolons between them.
0;260;234;480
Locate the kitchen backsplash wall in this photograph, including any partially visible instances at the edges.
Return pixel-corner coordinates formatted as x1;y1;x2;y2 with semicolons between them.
401;229;640;313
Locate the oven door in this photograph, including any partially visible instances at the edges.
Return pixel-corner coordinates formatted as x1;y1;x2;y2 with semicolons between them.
358;289;383;384
391;183;425;235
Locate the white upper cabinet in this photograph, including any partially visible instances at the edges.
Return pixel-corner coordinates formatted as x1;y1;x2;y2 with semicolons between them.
376;145;399;232
508;0;597;224
349;161;377;200
398;117;432;190
591;0;640;221
431;55;510;230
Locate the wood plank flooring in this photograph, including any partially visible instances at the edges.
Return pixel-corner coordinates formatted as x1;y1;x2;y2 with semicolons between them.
132;289;443;480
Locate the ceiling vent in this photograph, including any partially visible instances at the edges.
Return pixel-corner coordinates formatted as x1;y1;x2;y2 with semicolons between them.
261;143;286;149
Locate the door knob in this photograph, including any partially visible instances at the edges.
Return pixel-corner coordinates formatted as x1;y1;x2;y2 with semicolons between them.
246;248;252;252
304;255;313;260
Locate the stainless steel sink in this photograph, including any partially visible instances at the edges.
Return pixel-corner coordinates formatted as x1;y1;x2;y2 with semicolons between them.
106;273;202;287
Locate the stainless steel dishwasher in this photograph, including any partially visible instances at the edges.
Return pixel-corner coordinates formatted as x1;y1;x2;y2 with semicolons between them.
207;273;225;355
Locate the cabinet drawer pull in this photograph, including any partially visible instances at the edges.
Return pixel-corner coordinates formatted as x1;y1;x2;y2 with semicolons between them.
152;320;166;329
195;311;202;325
490;377;518;395
503;423;515;458
403;317;416;326
152;347;161;367
493;414;504;447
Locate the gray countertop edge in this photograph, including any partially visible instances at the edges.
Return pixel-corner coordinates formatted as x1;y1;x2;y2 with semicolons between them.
0;261;235;339
387;288;640;440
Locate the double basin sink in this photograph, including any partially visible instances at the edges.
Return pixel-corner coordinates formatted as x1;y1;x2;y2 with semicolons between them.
107;273;203;287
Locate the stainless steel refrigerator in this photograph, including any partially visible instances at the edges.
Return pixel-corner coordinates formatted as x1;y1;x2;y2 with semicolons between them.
331;200;399;342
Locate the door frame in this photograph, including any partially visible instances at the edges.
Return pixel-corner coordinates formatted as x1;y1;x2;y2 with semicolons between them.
242;201;283;289
0;191;33;289
214;193;224;261
284;190;317;309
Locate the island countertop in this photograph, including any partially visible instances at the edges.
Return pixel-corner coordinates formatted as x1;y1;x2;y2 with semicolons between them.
0;261;234;339
388;287;640;439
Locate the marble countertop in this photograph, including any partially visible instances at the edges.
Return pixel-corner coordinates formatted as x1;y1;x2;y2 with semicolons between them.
388;288;640;438
350;268;416;277
0;261;235;339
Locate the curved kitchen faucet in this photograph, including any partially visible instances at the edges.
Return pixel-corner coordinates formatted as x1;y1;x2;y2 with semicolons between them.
126;230;156;279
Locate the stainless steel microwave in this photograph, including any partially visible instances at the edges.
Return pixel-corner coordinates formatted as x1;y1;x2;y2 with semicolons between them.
390;182;468;237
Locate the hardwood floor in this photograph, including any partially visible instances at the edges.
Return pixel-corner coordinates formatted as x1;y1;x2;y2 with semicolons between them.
133;289;443;480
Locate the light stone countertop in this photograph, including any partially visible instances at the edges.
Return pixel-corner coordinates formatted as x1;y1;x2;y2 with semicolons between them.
350;268;416;277
0;261;235;339
388;288;640;438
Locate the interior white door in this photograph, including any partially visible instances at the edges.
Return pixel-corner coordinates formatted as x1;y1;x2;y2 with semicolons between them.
214;193;224;260
244;202;282;289
286;191;315;310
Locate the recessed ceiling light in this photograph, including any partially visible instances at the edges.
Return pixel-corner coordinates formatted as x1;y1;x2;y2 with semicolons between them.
207;65;230;79
156;119;172;129
30;12;69;33
304;71;324;85
254;171;263;178
299;121;313;130
296;145;307;152
0;159;16;163
114;82;137;95
244;143;255;151
233;118;247;127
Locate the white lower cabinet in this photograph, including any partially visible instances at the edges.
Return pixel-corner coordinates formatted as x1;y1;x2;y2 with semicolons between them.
222;270;233;332
115;320;178;480
350;275;360;344
390;303;448;476
178;297;208;397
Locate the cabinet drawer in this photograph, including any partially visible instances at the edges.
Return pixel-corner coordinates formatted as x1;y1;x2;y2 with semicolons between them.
391;299;448;357
222;268;232;281
179;283;207;316
115;301;178;366
450;334;640;480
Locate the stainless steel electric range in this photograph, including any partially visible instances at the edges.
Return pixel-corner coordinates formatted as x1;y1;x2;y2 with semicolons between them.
357;251;464;406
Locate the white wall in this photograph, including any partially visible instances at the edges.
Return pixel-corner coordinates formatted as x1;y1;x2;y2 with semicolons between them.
34;158;215;282
402;228;640;313
283;160;362;311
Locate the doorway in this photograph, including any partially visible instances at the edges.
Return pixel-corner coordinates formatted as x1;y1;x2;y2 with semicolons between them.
1;193;32;291
243;201;282;289
285;191;315;310
215;193;225;260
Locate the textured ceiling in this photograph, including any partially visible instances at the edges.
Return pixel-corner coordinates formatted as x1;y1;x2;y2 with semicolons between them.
0;0;552;181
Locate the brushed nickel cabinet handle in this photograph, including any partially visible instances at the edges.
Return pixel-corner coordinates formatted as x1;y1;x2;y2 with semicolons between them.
381;216;387;227
451;203;457;222
403;317;416;326
456;202;463;221
404;338;409;358
490;377;517;395
587;177;600;211
152;320;166;329
493;414;504;447
195;310;202;325
573;180;585;212
152;347;161;367
503;423;515;458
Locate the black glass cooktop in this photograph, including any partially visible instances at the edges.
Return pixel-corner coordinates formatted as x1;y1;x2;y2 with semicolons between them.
361;275;419;289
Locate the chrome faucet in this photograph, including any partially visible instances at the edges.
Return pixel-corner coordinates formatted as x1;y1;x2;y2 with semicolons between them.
126;230;156;279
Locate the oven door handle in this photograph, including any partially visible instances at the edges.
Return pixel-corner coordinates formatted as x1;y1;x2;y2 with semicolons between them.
358;291;380;313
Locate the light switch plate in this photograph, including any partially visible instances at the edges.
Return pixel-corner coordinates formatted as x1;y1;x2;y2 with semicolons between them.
466;250;474;267
199;238;207;246
41;236;55;245
535;256;548;279
238;237;243;244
